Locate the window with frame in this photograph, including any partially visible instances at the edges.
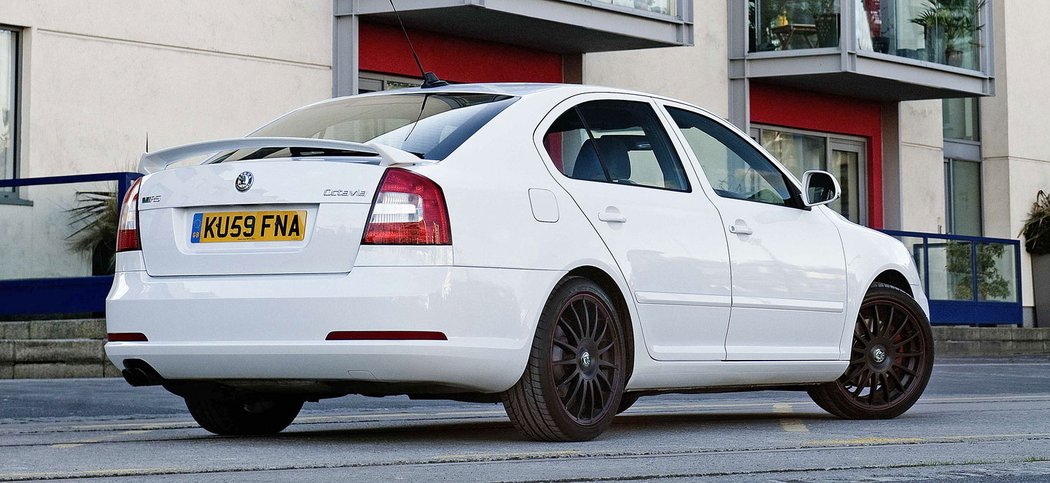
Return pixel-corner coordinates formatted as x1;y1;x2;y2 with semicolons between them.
542;100;690;192
945;158;982;236
943;97;982;236
750;125;867;224
665;106;797;207
0;27;18;198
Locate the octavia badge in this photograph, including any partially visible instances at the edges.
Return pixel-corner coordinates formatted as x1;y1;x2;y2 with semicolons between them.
235;171;254;192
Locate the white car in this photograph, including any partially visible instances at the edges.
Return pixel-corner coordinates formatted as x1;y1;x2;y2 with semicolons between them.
106;83;933;441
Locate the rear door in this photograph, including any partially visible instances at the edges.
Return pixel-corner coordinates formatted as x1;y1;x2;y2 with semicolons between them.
137;160;386;276
537;94;732;361
661;103;847;361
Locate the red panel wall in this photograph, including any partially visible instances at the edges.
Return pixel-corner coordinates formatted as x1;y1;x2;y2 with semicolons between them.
358;22;563;84
749;83;884;228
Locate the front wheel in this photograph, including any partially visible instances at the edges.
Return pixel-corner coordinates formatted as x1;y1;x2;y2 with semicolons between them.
186;396;303;435
808;284;934;419
502;277;628;441
616;392;642;415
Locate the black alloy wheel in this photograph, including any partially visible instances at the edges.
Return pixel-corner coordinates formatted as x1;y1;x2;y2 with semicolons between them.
809;284;934;419
503;277;627;441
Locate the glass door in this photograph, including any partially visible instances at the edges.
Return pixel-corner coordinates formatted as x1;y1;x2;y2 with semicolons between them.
830;140;865;225
753;125;868;225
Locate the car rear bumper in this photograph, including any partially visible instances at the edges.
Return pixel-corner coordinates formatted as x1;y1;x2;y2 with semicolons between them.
105;264;562;393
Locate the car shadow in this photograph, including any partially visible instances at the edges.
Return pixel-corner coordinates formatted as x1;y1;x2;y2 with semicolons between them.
249;409;840;444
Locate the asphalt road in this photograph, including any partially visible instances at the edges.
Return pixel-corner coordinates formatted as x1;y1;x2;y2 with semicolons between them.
2;357;1049;482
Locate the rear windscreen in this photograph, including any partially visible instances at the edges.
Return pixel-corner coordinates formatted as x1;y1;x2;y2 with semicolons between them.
231;93;517;162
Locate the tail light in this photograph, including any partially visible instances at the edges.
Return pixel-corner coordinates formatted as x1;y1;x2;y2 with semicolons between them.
363;169;451;245
116;179;143;252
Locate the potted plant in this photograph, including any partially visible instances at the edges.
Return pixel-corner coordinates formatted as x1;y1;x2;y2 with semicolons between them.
910;0;984;67
805;0;840;48
1021;190;1050;327
67;190;118;275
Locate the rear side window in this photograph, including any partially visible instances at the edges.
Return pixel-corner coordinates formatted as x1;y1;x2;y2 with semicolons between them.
230;93;517;162
542;100;690;192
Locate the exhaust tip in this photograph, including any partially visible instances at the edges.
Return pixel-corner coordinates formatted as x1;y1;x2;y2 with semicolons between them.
121;368;150;387
121;359;164;387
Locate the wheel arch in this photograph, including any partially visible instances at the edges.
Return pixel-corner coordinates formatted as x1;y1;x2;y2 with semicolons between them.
871;269;913;298
564;265;636;386
839;264;930;361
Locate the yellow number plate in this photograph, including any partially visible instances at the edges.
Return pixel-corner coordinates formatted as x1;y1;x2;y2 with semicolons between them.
190;210;307;243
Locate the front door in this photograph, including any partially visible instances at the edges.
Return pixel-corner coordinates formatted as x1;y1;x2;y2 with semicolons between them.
663;104;848;361
538;95;732;361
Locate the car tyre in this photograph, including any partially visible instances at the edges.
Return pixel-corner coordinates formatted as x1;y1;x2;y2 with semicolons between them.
502;277;627;441
808;283;934;419
186;396;303;435
616;393;642;415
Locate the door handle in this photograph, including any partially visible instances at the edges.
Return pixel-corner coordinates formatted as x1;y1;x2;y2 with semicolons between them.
729;220;752;236
598;208;627;224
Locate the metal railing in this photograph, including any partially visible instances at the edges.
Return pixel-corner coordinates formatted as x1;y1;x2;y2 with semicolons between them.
0;175;1025;326
0;172;140;317
882;229;1023;326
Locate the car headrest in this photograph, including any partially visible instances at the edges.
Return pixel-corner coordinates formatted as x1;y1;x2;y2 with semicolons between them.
573;136;647;182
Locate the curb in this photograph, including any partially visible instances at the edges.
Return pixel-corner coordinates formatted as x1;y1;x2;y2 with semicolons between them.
0;319;118;379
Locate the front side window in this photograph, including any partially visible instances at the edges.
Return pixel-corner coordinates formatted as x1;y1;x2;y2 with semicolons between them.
542;100;690;192
666;107;796;206
1;27;18;196
237;93;516;161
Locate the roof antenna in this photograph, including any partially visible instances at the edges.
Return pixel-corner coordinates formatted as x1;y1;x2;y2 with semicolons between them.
388;0;448;89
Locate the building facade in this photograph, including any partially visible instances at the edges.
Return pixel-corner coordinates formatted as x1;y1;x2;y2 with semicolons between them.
0;1;1044;326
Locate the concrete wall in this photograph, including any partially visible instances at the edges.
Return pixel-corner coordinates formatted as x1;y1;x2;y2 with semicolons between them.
897;99;945;233
0;1;333;279
582;0;729;118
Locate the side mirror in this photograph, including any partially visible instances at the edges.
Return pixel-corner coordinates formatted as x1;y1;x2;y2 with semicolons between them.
802;170;841;207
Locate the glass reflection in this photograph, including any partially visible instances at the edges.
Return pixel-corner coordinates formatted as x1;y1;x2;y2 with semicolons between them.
591;0;677;16
977;243;1018;302
751;0;842;51
748;0;985;71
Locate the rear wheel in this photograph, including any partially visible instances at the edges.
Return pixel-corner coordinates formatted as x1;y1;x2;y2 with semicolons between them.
186;396;303;435
502;277;627;441
808;284;934;419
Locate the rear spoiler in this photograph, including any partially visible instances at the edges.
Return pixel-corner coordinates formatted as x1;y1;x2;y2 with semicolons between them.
138;137;433;174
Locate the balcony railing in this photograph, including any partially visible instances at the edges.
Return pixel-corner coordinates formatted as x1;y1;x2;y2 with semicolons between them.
344;0;693;55
0;175;1022;327
734;0;994;101
0;172;140;317
751;0;988;71
883;229;1022;326
586;0;679;17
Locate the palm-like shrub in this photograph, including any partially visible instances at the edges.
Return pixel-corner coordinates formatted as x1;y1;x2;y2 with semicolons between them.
67;190;117;275
1022;191;1050;256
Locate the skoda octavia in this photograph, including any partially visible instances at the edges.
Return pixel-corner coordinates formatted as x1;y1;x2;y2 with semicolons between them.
106;84;933;441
